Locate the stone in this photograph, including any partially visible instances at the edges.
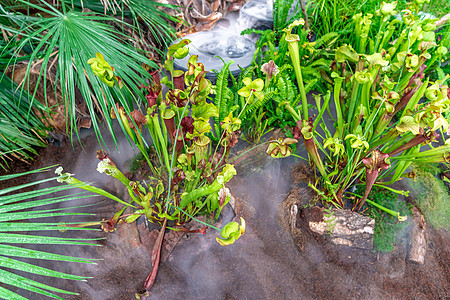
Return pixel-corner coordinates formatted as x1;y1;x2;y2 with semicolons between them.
307;207;375;250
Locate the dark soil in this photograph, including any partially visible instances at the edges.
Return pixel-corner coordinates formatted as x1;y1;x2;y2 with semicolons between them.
2;137;449;299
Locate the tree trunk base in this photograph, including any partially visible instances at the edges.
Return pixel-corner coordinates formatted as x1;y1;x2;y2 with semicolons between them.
407;206;427;264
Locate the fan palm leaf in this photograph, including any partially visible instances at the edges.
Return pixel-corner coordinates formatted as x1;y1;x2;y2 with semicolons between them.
0;165;102;299
125;0;178;49
69;0;178;50
2;0;159;147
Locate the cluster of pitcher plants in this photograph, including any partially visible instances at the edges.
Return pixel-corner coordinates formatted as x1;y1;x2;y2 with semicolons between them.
265;1;449;219
56;42;246;247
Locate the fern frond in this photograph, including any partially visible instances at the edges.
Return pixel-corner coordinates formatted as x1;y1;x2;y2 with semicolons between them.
241;28;270;36
314;32;340;48
212;61;234;139
301;67;323;78
308;59;331;68
291;94;302;107
275;64;293;75
273;0;279;29
276;73;297;104
304;79;319;94
274;0;295;31
241;89;276;120
215;61;234;119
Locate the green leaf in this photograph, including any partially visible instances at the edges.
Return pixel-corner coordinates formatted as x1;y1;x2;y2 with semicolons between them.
0;268;73;299
0;222;98;232
0;176;60;197
335;44;359;63
0;192;94;212
191;101;219;121
0;165;102;298
0;285;28;300
125;213;143;223
0;256;90;281
0;233;100;246
0;245;98;264
0;165;57;181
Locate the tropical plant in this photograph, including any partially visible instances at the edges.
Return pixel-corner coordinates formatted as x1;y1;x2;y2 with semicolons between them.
0;166;100;299
84;43;242;234
280;4;450;214
51;45;247;294
1;0;176;147
69;0;178;50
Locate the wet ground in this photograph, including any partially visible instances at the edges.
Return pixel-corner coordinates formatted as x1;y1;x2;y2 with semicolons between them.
1;130;449;299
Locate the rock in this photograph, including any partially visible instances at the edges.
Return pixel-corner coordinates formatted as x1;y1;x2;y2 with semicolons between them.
407;206;427;264
306;207;375;250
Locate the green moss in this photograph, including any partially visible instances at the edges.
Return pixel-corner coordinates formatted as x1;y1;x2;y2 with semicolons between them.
358;185;411;252
128;146;158;176
412;162;441;176
407;163;450;231
129;151;146;173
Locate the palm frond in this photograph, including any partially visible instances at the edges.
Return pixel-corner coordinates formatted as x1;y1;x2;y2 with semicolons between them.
0;76;48;170
0;166;101;299
125;0;178;49
5;1;158;148
68;0;178;50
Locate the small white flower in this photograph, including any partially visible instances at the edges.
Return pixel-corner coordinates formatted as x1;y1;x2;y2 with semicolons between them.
55;166;63;176
97;159;111;174
97;158;118;176
56;173;73;183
